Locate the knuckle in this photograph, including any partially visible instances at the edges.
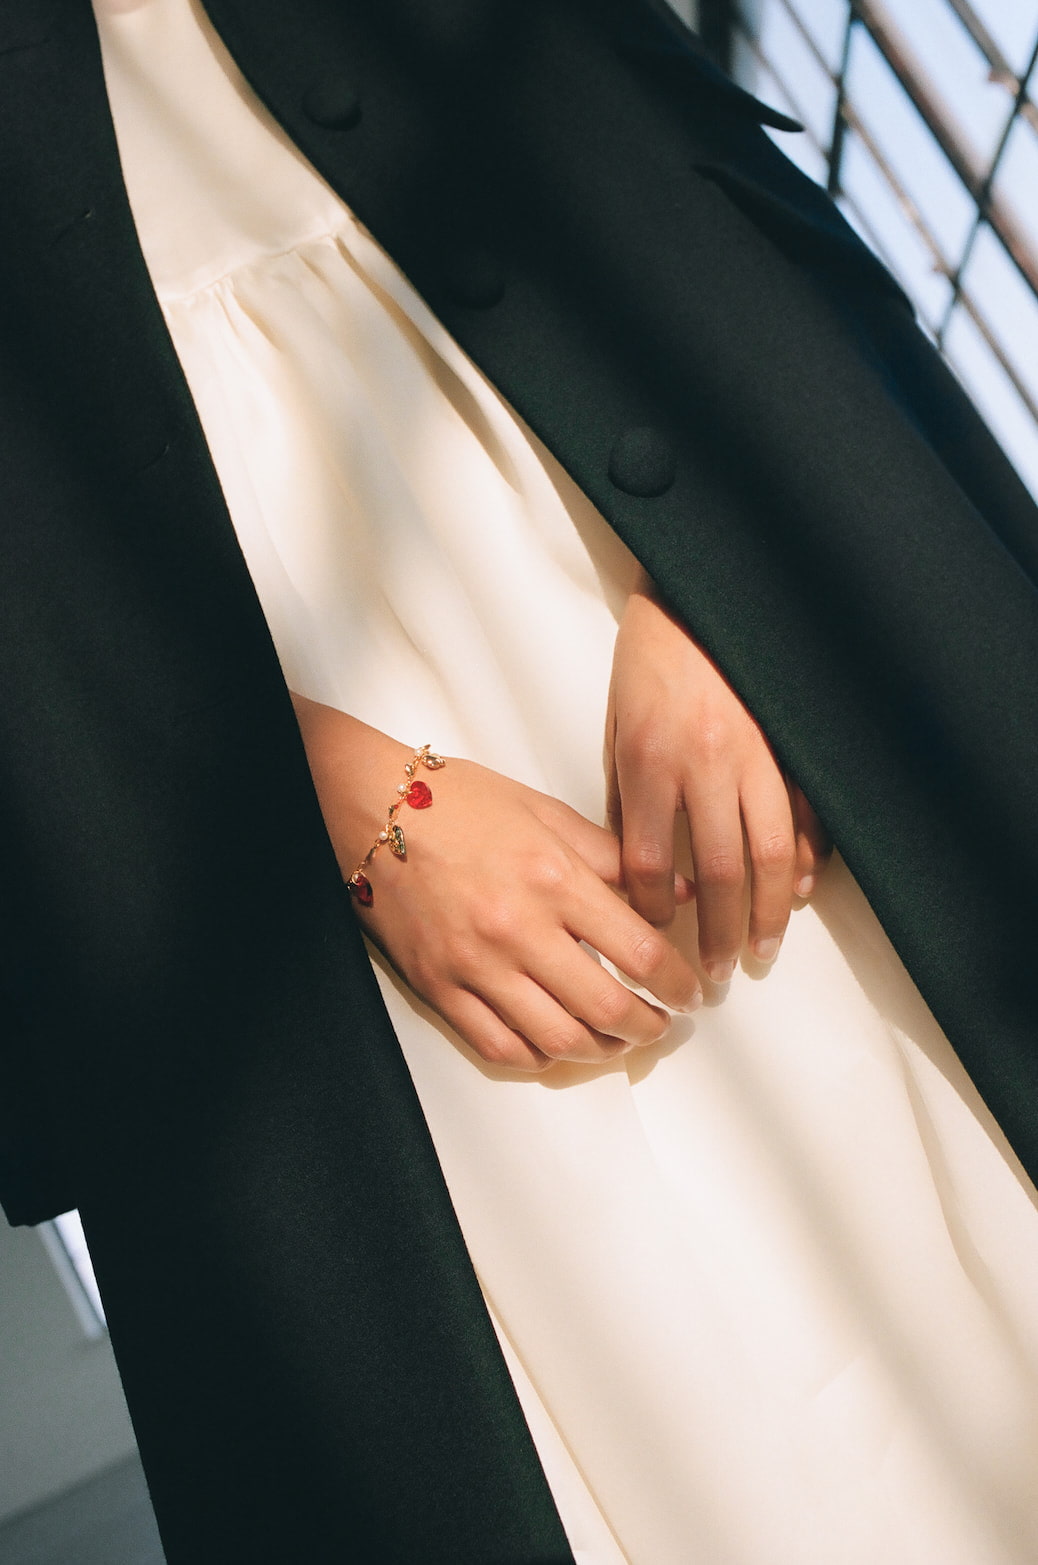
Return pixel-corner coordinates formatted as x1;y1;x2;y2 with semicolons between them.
750;832;796;875
698;852;744;889
696;720;730;764
473;893;521;945
471;1029;542;1072
619;718;669;769
539;1021;586;1059
625;838;670;883
524;851;570;897
589;984;632;1034
472;1033;509;1065
624;928;667;980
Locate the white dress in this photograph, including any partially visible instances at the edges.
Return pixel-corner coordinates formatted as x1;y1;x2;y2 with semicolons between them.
96;3;1038;1560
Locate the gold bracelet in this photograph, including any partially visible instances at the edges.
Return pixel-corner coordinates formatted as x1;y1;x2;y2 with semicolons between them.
346;744;446;907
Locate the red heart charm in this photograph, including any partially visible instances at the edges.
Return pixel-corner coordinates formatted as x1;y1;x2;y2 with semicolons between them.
349;872;374;907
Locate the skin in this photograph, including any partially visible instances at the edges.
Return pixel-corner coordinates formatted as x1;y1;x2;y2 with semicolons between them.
607;574;831;980
292;578;830;1071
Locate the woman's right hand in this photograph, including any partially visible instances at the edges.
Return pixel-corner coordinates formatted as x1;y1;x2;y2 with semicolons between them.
292;695;702;1071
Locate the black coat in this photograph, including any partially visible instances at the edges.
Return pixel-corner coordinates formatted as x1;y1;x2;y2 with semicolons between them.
2;0;1036;1558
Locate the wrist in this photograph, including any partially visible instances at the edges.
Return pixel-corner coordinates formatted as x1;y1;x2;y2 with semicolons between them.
289;694;413;876
345;744;448;907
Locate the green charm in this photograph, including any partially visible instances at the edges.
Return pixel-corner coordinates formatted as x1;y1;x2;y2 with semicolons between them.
389;823;407;859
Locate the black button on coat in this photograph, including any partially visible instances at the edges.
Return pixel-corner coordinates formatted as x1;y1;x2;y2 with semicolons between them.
608;426;678;496
302;73;362;128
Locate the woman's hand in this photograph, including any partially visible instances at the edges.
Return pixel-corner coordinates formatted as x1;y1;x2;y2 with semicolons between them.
292;695;702;1071
606;577;831;981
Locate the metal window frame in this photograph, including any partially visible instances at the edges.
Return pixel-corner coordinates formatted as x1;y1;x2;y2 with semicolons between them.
732;0;1038;425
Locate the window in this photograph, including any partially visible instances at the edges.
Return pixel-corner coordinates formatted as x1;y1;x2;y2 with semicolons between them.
730;0;1038;495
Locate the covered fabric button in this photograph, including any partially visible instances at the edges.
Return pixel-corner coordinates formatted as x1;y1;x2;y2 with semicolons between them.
441;248;506;308
303;75;362;129
608;427;677;497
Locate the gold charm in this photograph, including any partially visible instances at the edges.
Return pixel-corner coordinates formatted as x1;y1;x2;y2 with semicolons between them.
345;744;446;903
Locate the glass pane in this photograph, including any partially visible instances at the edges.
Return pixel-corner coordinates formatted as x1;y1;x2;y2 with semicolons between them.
755;0;839;144
991;113;1038;268
837;131;954;326
736;0;848;77
766;120;831;184
785;0;849;74
943;304;1038;498
732;7;765;96
731;34;831;181
968;0;1038;77
959;223;1038;410
844;24;977;260
866;0;1015;167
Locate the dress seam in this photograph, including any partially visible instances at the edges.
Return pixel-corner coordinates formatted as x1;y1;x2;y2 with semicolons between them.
154;221;355;305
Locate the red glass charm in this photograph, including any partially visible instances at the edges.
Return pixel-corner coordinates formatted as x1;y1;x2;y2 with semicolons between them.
349;872;374;907
406;780;433;809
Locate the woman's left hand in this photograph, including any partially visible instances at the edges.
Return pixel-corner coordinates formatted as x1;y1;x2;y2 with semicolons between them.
606;575;831;982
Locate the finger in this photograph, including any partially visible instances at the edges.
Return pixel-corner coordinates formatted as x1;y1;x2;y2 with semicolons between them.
683;782;745;983
740;768;797;964
531;793;624;885
529;792;692;905
605;683;622;837
790;784;833;899
531;941;672;1049
570;890;702;1012
438;988;552;1073
488;974;635;1064
615;746;681;925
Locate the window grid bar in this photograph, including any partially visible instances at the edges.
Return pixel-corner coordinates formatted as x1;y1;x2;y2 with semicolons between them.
952;276;1038;428
731;10;955;277
729;17;829;156
853;2;1038;298
941;0;1033;94
853;1;1001;196
730;4;1038;429
827;5;857;194
938;27;1038;341
735;4;1038;305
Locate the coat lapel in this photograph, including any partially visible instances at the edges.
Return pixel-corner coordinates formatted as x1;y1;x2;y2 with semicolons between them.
0;8;574;1558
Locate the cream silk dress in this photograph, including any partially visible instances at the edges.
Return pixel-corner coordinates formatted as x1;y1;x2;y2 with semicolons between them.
95;2;1038;1560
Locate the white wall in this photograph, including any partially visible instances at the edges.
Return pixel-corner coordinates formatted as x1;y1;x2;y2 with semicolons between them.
0;1219;138;1522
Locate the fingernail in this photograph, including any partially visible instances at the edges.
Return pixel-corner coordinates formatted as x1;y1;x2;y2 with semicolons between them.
795;875;815;898
706;960;735;984
754;937;781;964
679;989;703;1014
